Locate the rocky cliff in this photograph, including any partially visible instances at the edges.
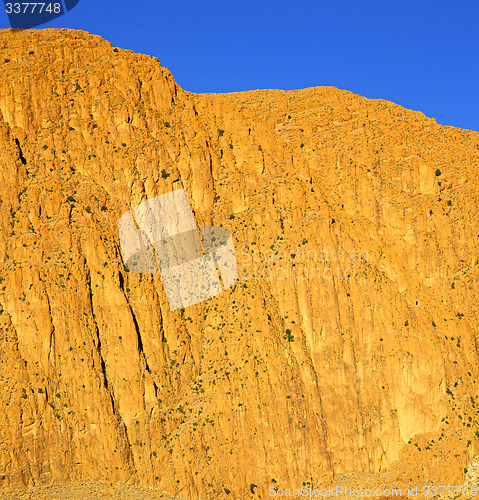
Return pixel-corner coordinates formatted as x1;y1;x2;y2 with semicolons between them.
1;28;479;498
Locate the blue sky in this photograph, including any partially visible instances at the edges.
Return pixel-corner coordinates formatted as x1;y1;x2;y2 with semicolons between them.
1;0;478;131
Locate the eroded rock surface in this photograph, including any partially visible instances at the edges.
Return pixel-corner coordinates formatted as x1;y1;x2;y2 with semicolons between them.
0;28;479;498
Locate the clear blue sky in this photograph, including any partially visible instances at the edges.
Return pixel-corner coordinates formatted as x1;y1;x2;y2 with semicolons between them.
1;0;478;131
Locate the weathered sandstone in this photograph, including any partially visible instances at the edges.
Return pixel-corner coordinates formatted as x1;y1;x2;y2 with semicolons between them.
0;28;479;498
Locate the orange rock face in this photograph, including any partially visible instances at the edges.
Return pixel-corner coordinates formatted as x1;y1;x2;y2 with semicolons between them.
1;28;479;498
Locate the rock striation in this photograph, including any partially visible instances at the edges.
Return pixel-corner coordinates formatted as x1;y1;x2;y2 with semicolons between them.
0;28;479;498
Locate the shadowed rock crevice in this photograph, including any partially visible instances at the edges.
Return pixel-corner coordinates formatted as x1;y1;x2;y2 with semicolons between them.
128;302;151;374
14;138;27;165
85;267;113;398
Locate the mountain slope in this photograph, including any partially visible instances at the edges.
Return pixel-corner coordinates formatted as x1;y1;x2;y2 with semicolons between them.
1;28;479;498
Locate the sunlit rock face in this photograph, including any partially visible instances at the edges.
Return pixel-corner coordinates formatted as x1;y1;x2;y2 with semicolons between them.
0;28;479;498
